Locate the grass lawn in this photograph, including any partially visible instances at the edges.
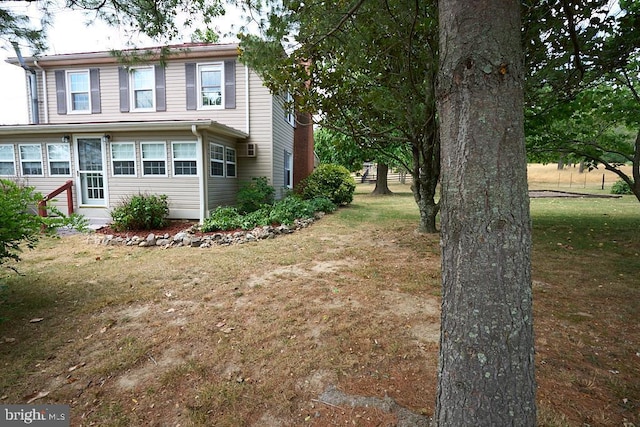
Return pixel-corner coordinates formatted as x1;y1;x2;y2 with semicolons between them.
0;168;638;426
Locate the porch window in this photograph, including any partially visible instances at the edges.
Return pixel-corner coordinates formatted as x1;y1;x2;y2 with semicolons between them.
0;144;16;176
111;143;136;176
19;144;43;176
210;143;225;177
284;150;292;188
198;63;223;108
67;70;90;113
47;143;71;176
172;142;197;176
141;142;166;176
225;147;236;178
131;67;155;110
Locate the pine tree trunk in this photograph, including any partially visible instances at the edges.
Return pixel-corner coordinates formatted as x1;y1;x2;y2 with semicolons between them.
371;163;393;195
435;0;536;425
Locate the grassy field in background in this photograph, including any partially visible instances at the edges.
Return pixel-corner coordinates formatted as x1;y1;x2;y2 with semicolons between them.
0;169;638;426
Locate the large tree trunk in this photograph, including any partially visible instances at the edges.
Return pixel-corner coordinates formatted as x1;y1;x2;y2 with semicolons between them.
410;122;441;234
435;1;536;425
371;163;393;195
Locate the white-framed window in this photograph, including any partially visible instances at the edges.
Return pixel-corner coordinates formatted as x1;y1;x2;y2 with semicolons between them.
225;147;236;178
210;143;225;177
46;143;71;176
284;150;293;188
285;91;296;127
141;142;166;176
130;67;155;111
198;63;223;109
111;142;136;176
172;142;198;176
0;144;16;176
67;70;90;113
19;144;43;176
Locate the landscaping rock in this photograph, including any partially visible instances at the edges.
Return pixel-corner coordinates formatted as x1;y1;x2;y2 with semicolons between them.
95;214;325;249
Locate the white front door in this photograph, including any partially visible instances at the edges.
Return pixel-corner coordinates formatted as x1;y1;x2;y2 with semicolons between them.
76;137;106;207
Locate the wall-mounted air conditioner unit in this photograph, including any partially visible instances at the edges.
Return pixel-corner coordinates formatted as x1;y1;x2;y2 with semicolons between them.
237;143;257;157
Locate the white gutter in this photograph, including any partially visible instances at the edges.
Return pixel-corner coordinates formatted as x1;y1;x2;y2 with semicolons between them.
192;124;207;223
0;120;249;139
34;60;48;123
245;65;250;135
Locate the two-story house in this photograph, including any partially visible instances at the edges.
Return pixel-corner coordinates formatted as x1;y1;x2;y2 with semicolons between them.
0;43;315;224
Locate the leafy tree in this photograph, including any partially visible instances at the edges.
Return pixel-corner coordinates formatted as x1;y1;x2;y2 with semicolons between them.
239;0;441;232
436;0;535;423
0;179;86;270
523;0;640;202
313;128;365;173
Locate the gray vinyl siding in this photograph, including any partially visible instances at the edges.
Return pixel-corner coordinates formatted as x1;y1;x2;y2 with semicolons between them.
206;134;238;212
271;93;295;199
237;72;274;186
45;61;248;132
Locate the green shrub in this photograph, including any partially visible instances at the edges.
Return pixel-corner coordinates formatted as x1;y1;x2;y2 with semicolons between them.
0;179;86;266
237;177;275;214
611;179;634;195
307;197;337;213
202;206;243;232
268;196;315;226
110;194;169;232
240;207;273;229
298;164;356;205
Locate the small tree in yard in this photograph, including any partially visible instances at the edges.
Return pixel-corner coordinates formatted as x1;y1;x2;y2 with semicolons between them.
0;179;85;269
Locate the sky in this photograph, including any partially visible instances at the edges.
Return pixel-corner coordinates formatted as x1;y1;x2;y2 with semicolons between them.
0;3;248;125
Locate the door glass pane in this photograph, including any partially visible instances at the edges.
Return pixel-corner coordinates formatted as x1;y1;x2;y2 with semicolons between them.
78;139;102;171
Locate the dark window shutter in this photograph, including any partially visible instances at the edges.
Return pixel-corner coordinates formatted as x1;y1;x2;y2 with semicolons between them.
155;65;166;112
90;68;101;114
185;63;197;110
224;60;236;109
55;70;67;115
118;67;130;113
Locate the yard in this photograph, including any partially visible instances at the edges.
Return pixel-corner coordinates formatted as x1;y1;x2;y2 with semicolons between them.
0;164;638;426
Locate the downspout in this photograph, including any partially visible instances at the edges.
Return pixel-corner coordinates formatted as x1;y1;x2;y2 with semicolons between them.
192;125;207;223
12;43;40;124
245;65;250;134
33;60;48;123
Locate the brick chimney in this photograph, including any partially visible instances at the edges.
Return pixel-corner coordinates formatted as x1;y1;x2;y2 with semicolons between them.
293;111;315;187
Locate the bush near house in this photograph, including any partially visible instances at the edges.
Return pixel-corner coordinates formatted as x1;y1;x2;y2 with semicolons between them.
237;177;275;214
110;194;169;232
297;164;356;206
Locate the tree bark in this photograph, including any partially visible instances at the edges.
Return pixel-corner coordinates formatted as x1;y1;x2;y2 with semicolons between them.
435;1;536;425
371;163;393;195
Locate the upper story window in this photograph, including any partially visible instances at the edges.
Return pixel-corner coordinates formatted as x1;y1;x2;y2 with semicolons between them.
198;63;223;108
67;70;90;113
131;67;155;111
46;143;71;176
141;142;166;176
0;144;16;176
111;143;136;176
19;144;43;176
172;142;198;176
55;69;101;115
285;92;296;127
186;61;235;110
210;143;225;177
